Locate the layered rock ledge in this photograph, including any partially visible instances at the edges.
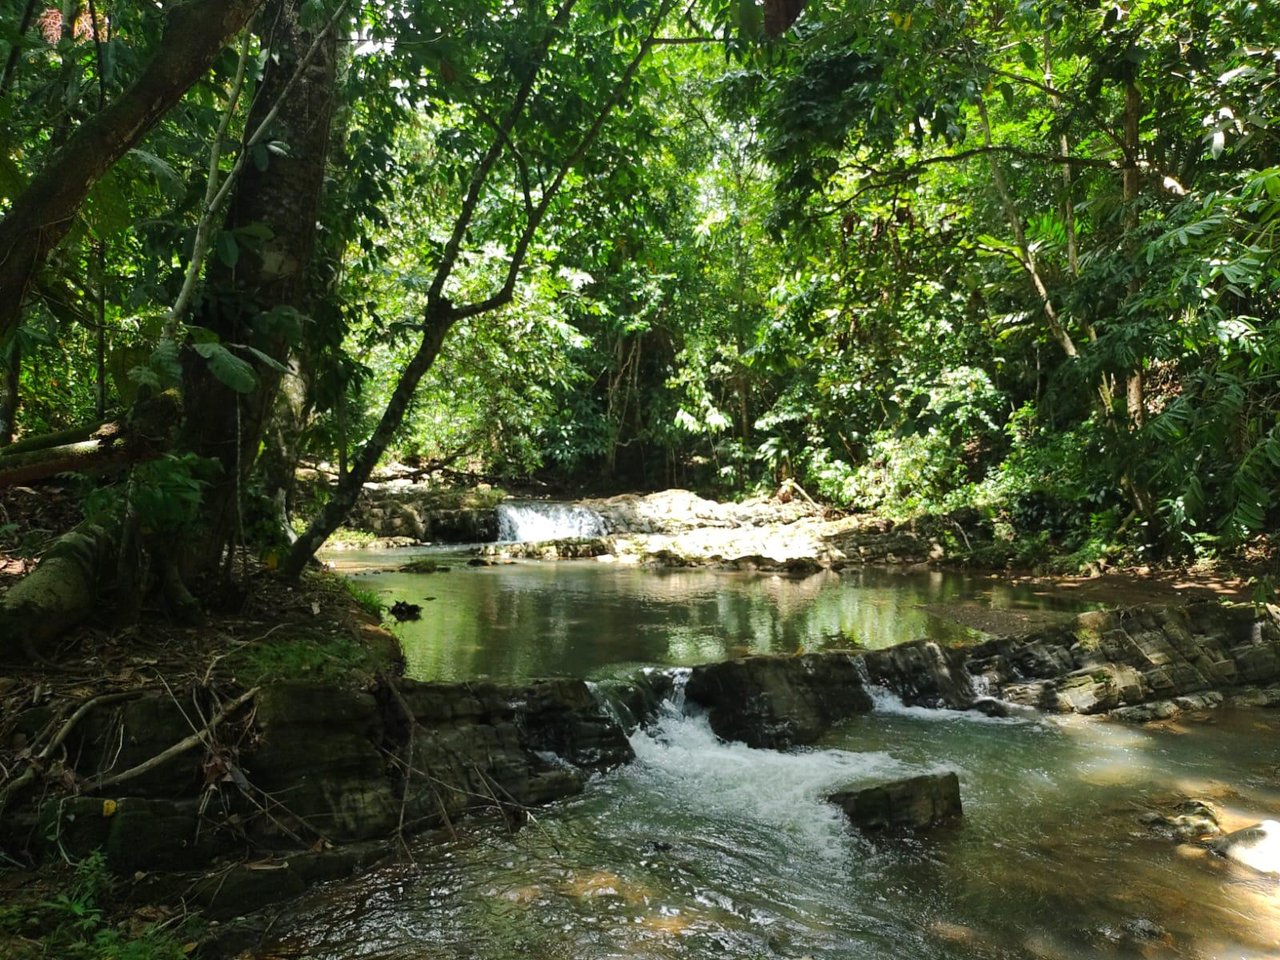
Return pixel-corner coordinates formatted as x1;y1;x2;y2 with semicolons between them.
679;601;1280;749
3;676;630;920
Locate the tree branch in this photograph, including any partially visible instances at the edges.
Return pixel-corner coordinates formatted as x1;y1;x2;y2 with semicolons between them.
454;0;683;320
426;0;580;306
0;0;267;339
80;686;259;792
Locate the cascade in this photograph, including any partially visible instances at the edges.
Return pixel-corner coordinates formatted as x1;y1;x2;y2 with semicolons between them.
587;667;690;734
495;500;608;542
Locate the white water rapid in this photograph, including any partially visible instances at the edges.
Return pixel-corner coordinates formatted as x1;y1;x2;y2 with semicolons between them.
495;500;608;542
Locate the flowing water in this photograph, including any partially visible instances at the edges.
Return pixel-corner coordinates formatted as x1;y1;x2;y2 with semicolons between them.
272;555;1280;958
259;698;1280;960
495;501;609;542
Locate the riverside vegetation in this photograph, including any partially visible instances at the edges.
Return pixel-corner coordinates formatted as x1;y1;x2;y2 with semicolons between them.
2;0;1280;955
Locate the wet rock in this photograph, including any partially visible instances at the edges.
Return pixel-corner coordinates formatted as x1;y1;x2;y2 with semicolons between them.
1210;819;1280;875
861;640;975;709
398;558;452;573
390;676;632;830
38;797;233;872
967;602;1280;720
968;697;1011;718
390;600;422;621
480;537;614;560
829;772;962;831
684;653;873;748
1139;798;1221;842
591;671;676;732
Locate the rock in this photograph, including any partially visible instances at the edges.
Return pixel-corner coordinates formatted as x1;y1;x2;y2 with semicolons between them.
966;602;1280;721
389;676;632;831
390;600;422;621
1210;819;1280;875
968;697;1011;718
1139;798;1221;842
829;772;962;831
480;537;614;560
398;558;451;573
861;640;976;709
685;653;873;748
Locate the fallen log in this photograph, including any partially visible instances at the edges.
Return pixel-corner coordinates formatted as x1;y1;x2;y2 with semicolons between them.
0;520;116;660
0;390;179;487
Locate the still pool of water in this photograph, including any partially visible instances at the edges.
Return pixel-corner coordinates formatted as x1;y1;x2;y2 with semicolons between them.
258;701;1280;960
332;554;1103;682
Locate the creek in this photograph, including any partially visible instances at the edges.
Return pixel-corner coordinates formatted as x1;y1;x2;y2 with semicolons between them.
266;548;1280;959
330;554;1101;683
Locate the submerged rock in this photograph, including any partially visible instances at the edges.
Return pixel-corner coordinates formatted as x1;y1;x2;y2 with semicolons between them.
829;772;962;831
1210;819;1280;875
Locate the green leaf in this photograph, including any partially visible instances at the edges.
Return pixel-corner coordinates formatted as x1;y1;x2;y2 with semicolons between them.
193;342;257;393
85;170;131;239
736;0;762;39
237;344;289;373
1018;41;1037;72
216;231;240;268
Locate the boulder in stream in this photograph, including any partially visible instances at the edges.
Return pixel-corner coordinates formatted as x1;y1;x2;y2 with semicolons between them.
1209;819;1280;875
684;653;873;748
828;772;963;832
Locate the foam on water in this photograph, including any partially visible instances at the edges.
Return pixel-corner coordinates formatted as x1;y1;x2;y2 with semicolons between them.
863;683;1033;725
495;501;608;542
626;703;930;854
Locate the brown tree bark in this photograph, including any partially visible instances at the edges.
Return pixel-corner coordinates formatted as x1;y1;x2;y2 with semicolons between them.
0;0;265;339
181;0;339;576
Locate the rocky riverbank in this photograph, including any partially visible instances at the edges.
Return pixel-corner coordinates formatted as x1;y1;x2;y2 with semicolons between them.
677;600;1280;750
5;594;1278;956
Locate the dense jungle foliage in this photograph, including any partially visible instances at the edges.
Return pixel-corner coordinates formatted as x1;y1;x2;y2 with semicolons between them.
0;0;1278;584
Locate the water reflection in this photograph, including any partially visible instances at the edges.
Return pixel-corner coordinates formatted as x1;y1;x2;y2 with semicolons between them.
338;558;1100;682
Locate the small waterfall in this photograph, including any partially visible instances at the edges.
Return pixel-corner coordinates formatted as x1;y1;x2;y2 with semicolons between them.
495;501;608;542
853;652;1029;723
587;668;689;734
851;655;899;711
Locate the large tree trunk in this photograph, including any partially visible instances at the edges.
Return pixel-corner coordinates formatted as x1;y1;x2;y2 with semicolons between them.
0;0;265;340
181;0;338;577
0;340;20;445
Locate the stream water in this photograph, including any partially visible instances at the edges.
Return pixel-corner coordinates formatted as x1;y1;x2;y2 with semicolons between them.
332;555;1101;683
264;552;1280;959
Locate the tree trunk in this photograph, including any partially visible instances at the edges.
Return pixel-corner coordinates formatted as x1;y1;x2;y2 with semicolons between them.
282;306;456;577
0;389;179;487
0;521;115;659
181;0;338;576
1123;77;1145;431
0;340;20;446
0;0;265;339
